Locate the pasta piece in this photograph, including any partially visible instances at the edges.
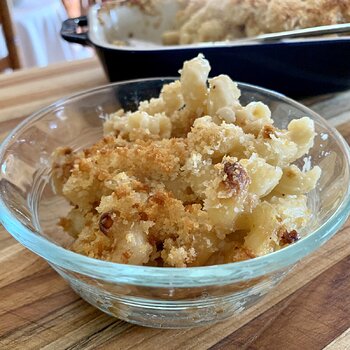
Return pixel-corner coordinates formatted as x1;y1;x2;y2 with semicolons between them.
273;165;321;195
233;212;251;231
103;110;172;141
252;117;315;167
161;80;185;115
188;229;221;266
204;158;251;237
244;202;280;257
62;160;106;208
104;109;124;135
287;117;316;158
168;108;196;137
161;81;195;137
173;0;251;44
163;176;198;203
138;97;166;115
109;223;154;265
138;80;184;120
197;19;226;42
269;195;311;232
240;153;282;198
205;239;253;265
98;193;153;265
162;229;220;267
244;196;309;257
207;74;241;123
236;101;273;136
180;54;211;114
251;130;297;167
162;30;180;45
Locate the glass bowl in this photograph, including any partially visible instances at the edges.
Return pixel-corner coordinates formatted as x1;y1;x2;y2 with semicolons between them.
1;79;350;329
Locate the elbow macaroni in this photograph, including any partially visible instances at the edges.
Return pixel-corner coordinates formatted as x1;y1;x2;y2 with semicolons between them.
180;53;210;114
53;54;321;267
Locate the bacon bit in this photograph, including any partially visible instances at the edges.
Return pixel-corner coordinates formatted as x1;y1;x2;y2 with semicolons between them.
262;125;275;139
223;162;250;194
99;212;114;234
280;229;300;245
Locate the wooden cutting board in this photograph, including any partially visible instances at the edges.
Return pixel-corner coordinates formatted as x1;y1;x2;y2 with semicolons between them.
0;58;349;350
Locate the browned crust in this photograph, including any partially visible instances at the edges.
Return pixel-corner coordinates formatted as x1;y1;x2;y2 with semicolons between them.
279;229;300;245
223;161;251;195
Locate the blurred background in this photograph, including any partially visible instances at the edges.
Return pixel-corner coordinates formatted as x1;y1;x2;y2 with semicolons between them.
0;0;103;73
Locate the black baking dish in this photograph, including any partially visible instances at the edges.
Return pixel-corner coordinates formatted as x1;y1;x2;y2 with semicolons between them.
61;1;350;98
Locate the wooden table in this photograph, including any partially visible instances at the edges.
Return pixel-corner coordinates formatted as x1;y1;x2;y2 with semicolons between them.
0;58;350;350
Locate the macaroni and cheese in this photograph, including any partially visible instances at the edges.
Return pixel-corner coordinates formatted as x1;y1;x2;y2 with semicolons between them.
52;54;321;267
162;0;350;45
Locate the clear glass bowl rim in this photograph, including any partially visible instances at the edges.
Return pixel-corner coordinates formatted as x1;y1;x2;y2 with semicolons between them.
1;78;350;288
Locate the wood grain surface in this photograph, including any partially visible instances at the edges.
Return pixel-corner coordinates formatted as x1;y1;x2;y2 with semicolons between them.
0;58;349;350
